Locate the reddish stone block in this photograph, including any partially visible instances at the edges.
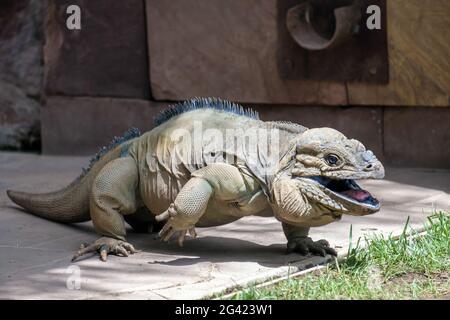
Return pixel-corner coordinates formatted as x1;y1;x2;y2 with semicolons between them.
146;0;347;105
45;0;150;99
41;96;167;155
384;108;450;168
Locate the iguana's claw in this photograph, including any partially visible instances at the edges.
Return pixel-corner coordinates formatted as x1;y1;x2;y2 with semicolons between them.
157;204;197;247
71;237;139;262
158;222;197;247
287;237;337;257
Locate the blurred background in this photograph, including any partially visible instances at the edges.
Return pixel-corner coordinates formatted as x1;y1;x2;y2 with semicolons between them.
0;0;449;168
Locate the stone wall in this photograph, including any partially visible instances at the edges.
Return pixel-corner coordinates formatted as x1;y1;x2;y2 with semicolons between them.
1;1;448;168
44;0;150;99
0;0;45;150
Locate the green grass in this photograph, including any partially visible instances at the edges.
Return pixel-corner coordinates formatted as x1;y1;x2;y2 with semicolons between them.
228;212;450;300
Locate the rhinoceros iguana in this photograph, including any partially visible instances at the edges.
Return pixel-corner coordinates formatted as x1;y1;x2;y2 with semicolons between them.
7;98;384;262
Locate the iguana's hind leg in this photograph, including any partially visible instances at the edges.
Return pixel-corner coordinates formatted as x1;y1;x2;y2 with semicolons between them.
72;157;140;262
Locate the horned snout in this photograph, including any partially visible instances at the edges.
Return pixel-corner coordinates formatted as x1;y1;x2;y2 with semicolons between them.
362;150;384;179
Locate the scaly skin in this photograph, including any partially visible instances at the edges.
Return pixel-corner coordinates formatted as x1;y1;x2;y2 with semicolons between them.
7;98;384;262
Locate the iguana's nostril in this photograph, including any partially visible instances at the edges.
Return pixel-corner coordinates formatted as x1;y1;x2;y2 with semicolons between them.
366;164;373;169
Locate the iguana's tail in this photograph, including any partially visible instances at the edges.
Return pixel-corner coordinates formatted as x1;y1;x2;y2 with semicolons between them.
7;173;96;223
7;128;140;223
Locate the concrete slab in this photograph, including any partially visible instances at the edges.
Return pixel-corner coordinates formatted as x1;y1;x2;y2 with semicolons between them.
0;152;449;299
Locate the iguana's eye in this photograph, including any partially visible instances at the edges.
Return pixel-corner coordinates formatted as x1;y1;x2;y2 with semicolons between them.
325;154;340;166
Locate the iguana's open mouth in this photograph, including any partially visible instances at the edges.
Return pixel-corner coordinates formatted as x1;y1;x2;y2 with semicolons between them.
307;176;380;212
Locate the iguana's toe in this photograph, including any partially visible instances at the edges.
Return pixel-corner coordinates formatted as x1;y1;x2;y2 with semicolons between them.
157;205;198;247
71;237;139;262
159;223;197;247
287;237;337;257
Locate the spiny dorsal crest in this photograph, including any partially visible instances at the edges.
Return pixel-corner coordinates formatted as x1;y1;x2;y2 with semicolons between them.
80;127;141;177
154;97;260;126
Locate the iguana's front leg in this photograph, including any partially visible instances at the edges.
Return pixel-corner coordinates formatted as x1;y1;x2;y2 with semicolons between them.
156;163;253;246
272;177;337;256
282;223;337;256
156;177;212;246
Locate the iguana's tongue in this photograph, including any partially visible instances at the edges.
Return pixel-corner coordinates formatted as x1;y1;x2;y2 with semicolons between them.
341;189;371;202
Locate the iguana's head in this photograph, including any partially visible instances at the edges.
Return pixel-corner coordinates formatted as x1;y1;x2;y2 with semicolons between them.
277;127;384;221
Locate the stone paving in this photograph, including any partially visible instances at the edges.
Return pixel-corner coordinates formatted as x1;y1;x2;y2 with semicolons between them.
0;152;449;299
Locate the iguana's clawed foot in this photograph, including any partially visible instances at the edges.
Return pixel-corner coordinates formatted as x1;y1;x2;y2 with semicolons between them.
287;237;337;257
71;237;139;262
156;204;197;247
159;224;197;247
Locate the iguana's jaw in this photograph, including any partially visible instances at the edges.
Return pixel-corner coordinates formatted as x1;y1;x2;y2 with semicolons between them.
305;176;380;215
